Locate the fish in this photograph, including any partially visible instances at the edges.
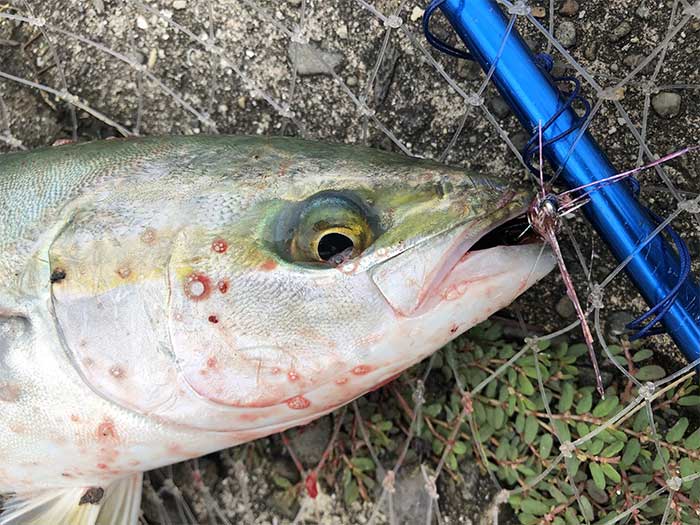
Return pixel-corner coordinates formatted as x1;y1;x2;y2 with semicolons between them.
0;135;554;524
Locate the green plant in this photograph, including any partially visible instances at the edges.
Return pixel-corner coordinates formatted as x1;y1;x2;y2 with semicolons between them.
337;321;700;524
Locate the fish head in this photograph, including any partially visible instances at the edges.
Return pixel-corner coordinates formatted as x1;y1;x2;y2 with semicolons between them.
45;137;554;434
162;140;556;422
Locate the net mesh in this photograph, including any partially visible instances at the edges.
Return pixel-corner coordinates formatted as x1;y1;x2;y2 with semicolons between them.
1;0;700;523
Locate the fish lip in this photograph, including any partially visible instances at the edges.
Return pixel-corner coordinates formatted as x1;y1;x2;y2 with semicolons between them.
413;194;533;314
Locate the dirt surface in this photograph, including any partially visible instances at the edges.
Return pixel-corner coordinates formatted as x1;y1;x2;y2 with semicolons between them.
1;0;699;523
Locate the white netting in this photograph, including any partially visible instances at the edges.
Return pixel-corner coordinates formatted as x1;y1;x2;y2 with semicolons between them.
2;0;700;523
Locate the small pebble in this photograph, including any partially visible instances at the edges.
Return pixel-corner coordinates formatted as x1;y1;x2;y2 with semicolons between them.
555;296;576;320
584;41;599;61
636;4;651;19
555;21;577;48
288;42;343;76
623;54;644;68
610;21;632;42
531;6;546;18
488;96;511;119
288;0;302;6
606;311;635;340
336;23;348;39
559;0;579;17
346;75;358;87
511;131;529;151
410;6;424;22
651;92;682;118
136;15;148;30
456;59;482;80
172;0;187;9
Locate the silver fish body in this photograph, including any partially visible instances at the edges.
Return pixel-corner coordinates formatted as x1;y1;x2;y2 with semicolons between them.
0;136;554;523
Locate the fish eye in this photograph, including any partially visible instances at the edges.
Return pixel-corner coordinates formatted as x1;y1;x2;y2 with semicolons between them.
281;191;376;265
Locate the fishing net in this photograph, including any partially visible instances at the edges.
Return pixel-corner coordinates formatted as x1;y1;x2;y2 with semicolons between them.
1;0;700;523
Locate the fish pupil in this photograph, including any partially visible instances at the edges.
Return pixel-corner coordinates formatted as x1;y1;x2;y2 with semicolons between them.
317;232;354;261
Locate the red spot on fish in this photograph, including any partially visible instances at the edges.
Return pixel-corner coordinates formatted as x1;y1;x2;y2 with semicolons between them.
208;315;219;324
167;443;185;455
287;371;299;382
116;265;131;279
96;418;118;442
97;463;108;470
109;365;125;379
450;323;459;334
305;472;318;498
335;377;348;385
70;414;80;422
271;367;281;375
287;396;310;410
129;460;140;467
141;227;157;245
0;382;21;402
212;239;228;254
184;273;211;301
352;365;372;375
260;259;277;271
217;279;229;293
206;357;218;369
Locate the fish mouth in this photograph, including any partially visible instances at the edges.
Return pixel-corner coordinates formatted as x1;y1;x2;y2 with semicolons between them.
411;200;538;314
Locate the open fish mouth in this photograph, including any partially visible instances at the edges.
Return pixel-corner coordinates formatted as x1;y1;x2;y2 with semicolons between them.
414;201;541;312
370;194;552;319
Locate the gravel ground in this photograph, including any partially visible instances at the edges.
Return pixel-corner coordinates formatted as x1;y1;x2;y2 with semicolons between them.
1;0;699;523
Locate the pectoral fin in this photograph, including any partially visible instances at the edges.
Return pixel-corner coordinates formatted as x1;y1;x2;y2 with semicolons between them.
0;473;143;525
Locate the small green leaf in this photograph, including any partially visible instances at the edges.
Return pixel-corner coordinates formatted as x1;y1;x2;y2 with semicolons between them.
446;452;458;470
517;514;538;525
272;474;292;489
621;439;641;466
680;457;695;481
424;403;442;418
452;440;468;455
588;439;604;456
558;382;575;412
344;479;359;506
601;441;625;458
592;396;619;418
667;417;689;443
567;343;589;360
590;463;606;490
521;498;550;516
632;349;653;362
524;415;539;444
492;407;506;429
351;457;375;472
579;495;594;522
636;365;666;381
679;396;700;406
685;428;700;450
540;433;554;458
518;374;535;396
576;391;593;415
601;463;621;483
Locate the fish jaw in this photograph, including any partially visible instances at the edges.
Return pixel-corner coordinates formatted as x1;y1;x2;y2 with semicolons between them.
324;242;556;397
